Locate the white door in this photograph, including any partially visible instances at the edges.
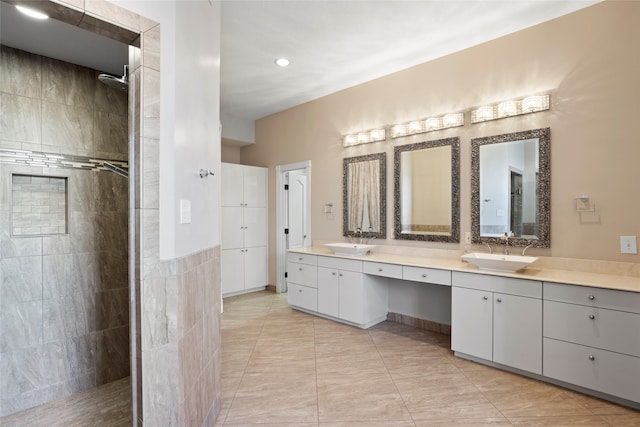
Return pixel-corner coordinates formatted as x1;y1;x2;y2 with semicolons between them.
221;207;244;249
243;207;267;247
243;166;267;207
244;246;267;290
221;163;243;207
221;249;244;294
451;287;493;360
317;267;339;318
287;171;307;249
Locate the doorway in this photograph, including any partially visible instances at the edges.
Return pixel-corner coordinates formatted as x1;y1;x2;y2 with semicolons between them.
510;170;523;236
276;161;311;293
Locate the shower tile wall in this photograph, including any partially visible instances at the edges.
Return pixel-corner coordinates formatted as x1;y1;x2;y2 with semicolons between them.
0;45;129;417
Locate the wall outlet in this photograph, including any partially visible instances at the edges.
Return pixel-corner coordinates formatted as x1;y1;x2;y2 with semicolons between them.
620;236;637;254
465;231;472;244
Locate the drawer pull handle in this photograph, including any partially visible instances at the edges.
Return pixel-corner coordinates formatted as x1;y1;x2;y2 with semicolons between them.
482;296;489;300
496;298;502;303
421;274;428;278
378;268;383;272
588;295;596;301
298;257;303;261
588;314;595;320
588;355;595;361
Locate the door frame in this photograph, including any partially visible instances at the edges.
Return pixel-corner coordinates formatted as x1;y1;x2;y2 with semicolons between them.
275;160;311;293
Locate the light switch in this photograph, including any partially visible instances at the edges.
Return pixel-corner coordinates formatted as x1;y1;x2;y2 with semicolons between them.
180;199;191;224
620;236;637;254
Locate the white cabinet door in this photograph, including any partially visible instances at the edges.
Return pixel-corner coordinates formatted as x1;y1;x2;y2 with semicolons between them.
338;270;365;325
243;207;267;247
243;166;267;207
244;246;267;290
221;163;244;206
451;287;493;361
221;207;244;249
221;249;244;294
318;267;339;318
493;293;542;374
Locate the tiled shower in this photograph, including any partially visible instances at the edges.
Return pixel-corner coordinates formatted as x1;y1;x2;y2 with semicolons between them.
0;45;130;417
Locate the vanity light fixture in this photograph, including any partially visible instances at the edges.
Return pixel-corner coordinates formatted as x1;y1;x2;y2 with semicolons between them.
16;5;49;19
342;128;386;147
390;112;464;139
471;94;550;124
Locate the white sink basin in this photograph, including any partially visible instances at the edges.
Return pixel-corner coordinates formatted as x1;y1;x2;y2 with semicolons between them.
461;252;538;272
324;243;376;256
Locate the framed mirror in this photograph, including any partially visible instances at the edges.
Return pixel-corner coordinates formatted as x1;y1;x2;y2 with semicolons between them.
471;127;550;247
394;137;460;242
343;153;386;239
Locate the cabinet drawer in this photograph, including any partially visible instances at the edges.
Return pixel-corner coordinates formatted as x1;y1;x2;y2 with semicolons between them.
318;256;362;272
544;300;640;357
287;252;317;266
364;261;402;279
544;282;640;314
403;266;451;286
288;283;317;312
452;272;541;298
543;338;640;403
287;262;318;288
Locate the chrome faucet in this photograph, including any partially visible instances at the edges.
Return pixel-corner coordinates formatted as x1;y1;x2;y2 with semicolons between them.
501;231;514;255
484;243;493;254
522;243;533;256
356;227;363;244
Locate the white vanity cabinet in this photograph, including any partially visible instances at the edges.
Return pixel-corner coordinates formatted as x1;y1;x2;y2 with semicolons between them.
317;256;389;328
221;163;268;296
286;253;318;312
287;255;388;328
543;282;640;404
451;272;542;375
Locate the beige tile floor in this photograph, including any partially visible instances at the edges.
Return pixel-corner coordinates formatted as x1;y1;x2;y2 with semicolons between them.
3;290;638;426
217;291;640;427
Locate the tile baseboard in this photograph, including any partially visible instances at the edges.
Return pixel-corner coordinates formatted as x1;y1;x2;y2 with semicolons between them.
387;312;451;335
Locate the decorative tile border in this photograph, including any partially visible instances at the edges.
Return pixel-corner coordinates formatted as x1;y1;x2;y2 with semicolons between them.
0;148;129;176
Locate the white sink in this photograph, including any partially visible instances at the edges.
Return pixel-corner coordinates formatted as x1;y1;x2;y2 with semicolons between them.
461;252;538;272
324;243;376;256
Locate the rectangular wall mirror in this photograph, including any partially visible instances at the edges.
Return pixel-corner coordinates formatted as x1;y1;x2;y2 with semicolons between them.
471;127;550;247
394;137;460;242
343;153;387;239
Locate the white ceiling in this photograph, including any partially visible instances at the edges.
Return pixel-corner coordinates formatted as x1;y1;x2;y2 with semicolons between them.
1;0;600;122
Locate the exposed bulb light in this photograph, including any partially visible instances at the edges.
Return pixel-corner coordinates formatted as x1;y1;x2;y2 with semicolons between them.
16;5;49;20
274;58;290;67
342;128;386;147
471;94;550;124
390;112;464;138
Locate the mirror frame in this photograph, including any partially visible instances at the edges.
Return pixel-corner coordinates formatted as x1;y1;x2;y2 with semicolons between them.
471;127;550;248
343;152;387;239
394;137;460;242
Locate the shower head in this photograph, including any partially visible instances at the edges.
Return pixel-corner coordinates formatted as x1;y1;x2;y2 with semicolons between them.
98;65;128;92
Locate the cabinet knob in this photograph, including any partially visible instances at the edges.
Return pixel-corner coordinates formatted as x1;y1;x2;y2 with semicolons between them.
332;272;337;276
298;257;303;261
588;295;596;301
298;289;302;293
482;296;489;300
588;314;595;320
298;268;303;271
588;355;595;361
496;298;502;303
339;273;343;277
378;268;383;272
421;274;428;278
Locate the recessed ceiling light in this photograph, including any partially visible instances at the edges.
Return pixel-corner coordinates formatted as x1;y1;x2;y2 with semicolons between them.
16;5;49;20
274;58;290;67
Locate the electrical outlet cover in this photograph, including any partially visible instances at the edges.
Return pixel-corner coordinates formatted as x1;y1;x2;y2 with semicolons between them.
620;236;637;254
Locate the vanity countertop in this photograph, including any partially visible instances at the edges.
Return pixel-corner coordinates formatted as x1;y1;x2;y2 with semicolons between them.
288;247;640;293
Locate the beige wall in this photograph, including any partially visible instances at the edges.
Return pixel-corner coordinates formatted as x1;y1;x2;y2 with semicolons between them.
242;1;640;285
